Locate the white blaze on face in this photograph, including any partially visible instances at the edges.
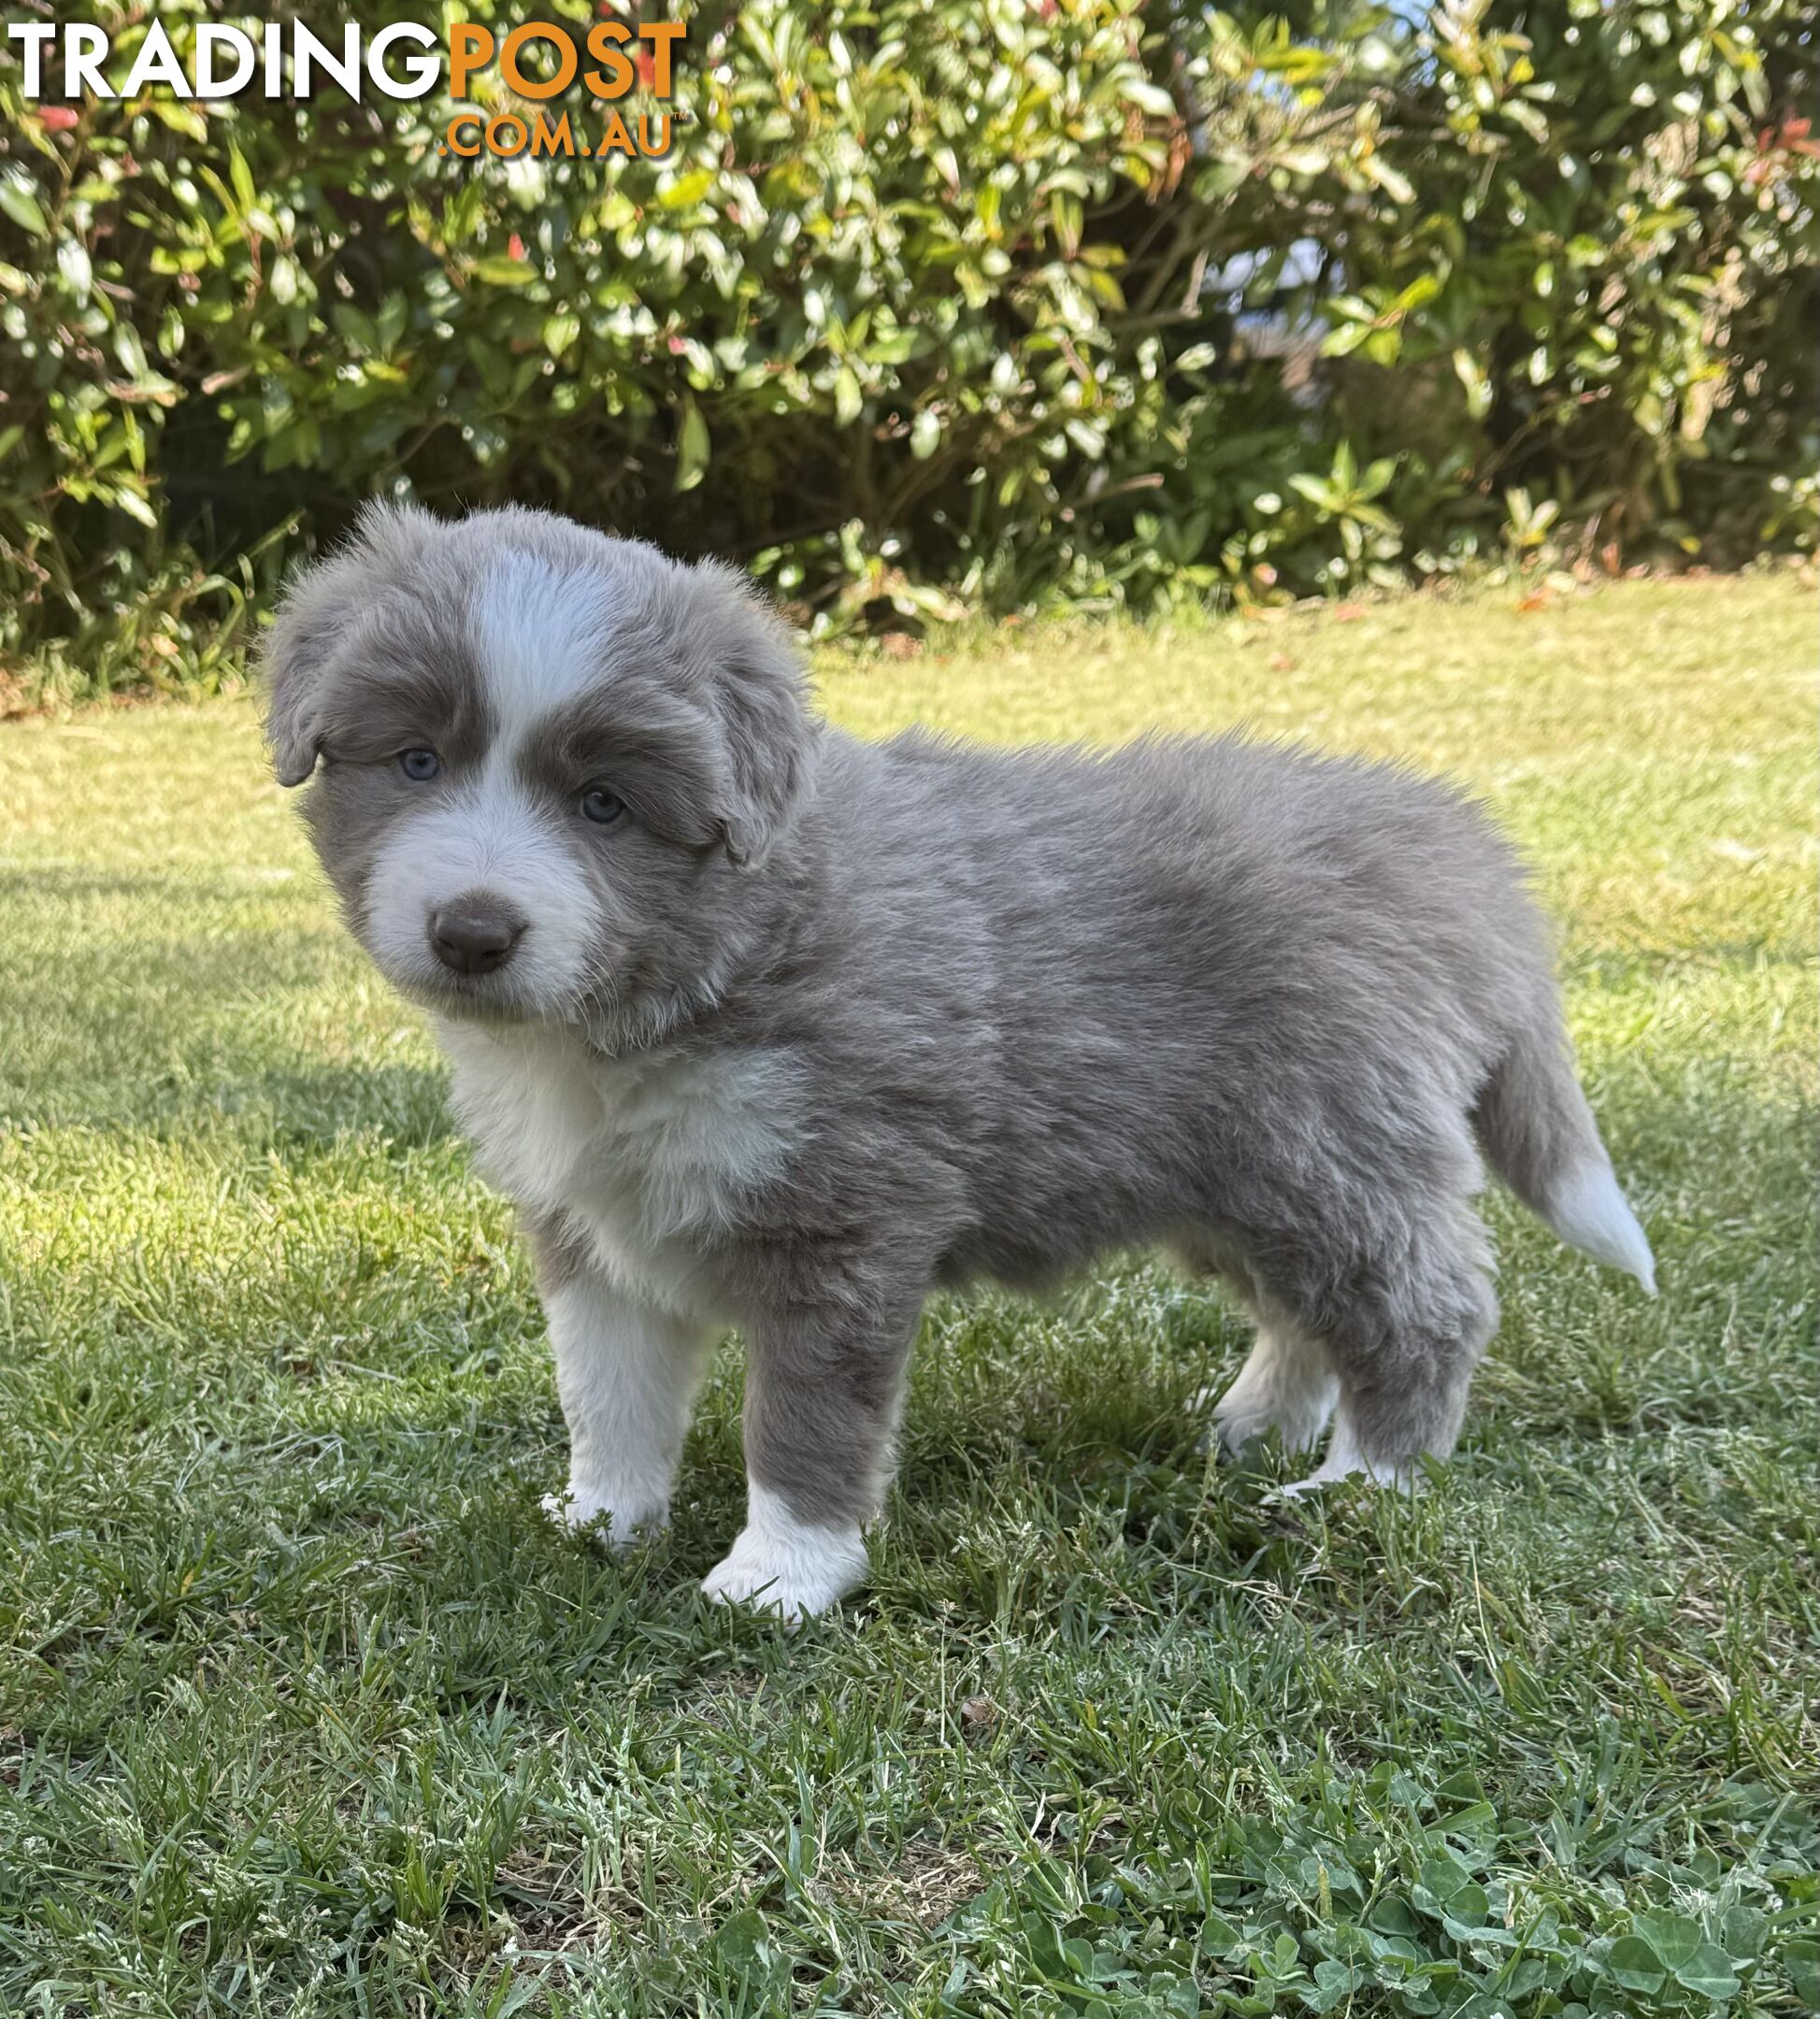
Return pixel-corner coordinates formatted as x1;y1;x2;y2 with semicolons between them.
469;550;622;740
361;551;621;1013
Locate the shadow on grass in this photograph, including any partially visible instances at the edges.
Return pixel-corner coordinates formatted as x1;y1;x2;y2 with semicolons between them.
1;908;455;1146
6;913;1810;1668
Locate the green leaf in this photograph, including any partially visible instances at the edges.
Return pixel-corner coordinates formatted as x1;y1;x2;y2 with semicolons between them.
713;1907;768;1972
469;258;536;289
1121;79;1177;119
55;238;92;299
1785;1940;1820;2005
675;396;709;491
1392;273;1442;316
1673;1942;1740;1999
1718;1903;1767;1963
910;408;940;460
0;171;49;237
1306;1959;1357;2012
660;170;714;210
376;294;408;353
1506;98;1552;143
113;487;159;528
1633;1912;1702;1970
1606;1936;1668;1994
1198;1912;1241;1956
1321;322;1373;358
228;144;256;216
1363;156;1416;205
1440;1880;1489;1925
1452;348;1493;420
1163;1974;1201;2019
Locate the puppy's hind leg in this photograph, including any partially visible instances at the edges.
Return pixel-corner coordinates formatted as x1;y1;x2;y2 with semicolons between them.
1174;1238;1338;1458
1279;1204;1498;1497
1206;1319;1339;1458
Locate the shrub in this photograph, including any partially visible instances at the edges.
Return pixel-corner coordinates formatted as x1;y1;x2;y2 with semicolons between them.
0;0;1813;698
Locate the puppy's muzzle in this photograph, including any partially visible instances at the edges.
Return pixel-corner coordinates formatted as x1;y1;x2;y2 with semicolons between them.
428;895;527;977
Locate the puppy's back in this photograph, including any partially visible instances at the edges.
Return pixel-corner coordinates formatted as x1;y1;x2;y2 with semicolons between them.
833;727;1545;1044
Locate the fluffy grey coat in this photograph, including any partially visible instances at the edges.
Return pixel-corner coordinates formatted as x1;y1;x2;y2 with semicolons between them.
264;503;1655;1619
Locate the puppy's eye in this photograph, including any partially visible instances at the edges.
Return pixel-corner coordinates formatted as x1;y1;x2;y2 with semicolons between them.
398;749;440;781
580;786;625;825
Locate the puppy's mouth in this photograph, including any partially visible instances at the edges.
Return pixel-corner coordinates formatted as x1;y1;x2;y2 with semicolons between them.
365;948;553;1027
407;973;539;1024
382;952;622;1034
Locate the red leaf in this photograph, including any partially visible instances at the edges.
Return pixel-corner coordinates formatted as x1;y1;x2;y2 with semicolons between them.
41;105;79;131
507;233;526;262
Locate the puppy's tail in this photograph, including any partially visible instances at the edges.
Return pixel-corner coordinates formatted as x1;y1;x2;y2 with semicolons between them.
1472;1006;1656;1294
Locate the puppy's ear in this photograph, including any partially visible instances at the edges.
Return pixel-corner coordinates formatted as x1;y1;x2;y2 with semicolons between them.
262;503;435;786
689;562;820;869
261;564;338;786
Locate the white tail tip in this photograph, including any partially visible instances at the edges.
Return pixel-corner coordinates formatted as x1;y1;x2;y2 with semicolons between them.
1548;1161;1656;1295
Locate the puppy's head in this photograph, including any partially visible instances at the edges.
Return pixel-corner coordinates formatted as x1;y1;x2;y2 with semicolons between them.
263;503;818;1033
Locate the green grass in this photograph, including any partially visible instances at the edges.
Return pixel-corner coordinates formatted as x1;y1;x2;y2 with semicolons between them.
1;577;1814;2017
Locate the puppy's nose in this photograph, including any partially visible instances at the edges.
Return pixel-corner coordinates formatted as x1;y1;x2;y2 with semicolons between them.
429;898;525;976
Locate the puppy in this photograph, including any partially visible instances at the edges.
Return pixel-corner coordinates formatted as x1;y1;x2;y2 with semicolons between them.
264;504;1655;1620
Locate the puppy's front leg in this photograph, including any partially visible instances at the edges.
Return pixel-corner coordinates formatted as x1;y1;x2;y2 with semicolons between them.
701;1286;920;1624
531;1227;715;1548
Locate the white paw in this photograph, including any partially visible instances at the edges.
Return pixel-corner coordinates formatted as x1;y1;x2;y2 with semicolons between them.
1194;1375;1339;1458
1272;1465;1409;1502
540;1482;668;1551
1271;1420;1413;1501
700;1486;868;1625
1192;1327;1340;1461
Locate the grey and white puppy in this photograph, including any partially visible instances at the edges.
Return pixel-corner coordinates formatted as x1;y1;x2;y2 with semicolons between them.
265;503;1655;1620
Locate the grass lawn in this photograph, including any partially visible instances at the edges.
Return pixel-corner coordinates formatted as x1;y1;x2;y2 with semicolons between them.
0;576;1814;2017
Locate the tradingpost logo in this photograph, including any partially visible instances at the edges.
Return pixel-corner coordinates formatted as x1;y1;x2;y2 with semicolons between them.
443;18;685;161
8;16;686;162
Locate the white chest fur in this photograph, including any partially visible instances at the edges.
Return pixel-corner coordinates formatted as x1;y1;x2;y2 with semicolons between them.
437;1021;801;1317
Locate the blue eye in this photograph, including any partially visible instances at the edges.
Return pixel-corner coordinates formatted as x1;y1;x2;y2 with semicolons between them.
580;786;625;825
399;749;440;781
